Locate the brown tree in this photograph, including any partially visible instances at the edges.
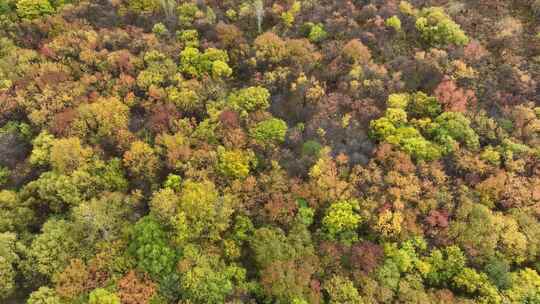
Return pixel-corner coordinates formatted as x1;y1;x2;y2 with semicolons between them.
117;271;156;304
434;77;477;113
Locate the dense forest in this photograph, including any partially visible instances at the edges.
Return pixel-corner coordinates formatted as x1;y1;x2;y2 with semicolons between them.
0;0;539;303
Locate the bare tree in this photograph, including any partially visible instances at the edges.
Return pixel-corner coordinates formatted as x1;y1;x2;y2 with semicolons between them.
254;0;264;33
160;0;177;29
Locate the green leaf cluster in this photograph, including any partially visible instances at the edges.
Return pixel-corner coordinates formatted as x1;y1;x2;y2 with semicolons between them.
415;7;469;47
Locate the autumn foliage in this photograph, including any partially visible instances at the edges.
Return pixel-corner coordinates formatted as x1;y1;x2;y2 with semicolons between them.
0;0;539;303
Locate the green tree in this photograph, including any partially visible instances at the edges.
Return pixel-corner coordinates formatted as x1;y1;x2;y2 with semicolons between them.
26;287;62;304
376;238;427;291
178;47;202;78
152;22;168;37
199;48;230;74
0;0;14;15
0;256;15;301
71;192;131;243
323;275;363;304
308;23;327;43
29;131;55;168
281;1;301;28
88;288;121;304
0;190;34;233
87;158;129;193
49;137;93;174
370;93;444;161
21;171;85;212
177;2;199;26
296;199;315;227
0;38;38;94
178;245;244;304
227;86;270;113
123;141;159;183
177;29;199;48
504;268;540;303
431;111;479;152
16;0;54;20
250;227;296;269
217;148;255;180
251;225;319;303
179;47;231;79
211;60;233;78
291;298;309;304
176;180;234;242
136;51;177;90
71;97;130;144
389;127;442;161
407;92;441;118
370;117;397;140
387;93;410;109
386;16;402;31
322;199;362;244
249;118;288;146
423;246;466;287
385;108;408;125
302;140;322;157
128;216;177;280
484;257;511;290
449;203;499;264
128;0;160;14
167;80;203;112
22;157;128;214
371;92;480;161
24;219;79;280
0;233;19;300
415;7;469;47
452;268;501;303
480;146;502;166
150;187;179;227
163;174;182;191
232;215;255;242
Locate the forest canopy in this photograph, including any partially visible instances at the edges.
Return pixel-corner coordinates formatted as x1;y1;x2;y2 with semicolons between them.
0;0;540;303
